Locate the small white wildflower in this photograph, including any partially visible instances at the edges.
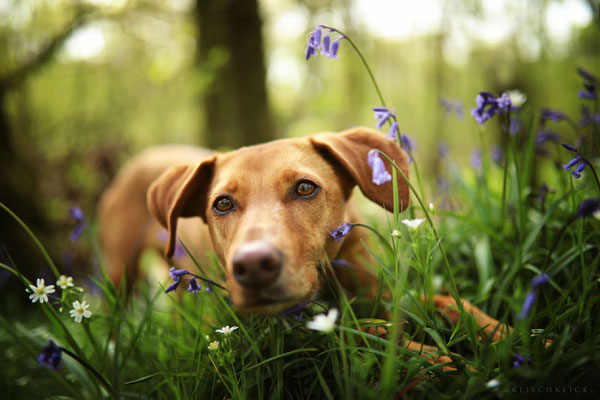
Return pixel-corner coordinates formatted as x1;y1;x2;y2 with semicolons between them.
594;209;600;220
506;89;527;107
208;341;220;351
391;229;401;238
27;278;55;303
486;378;501;389
56;275;74;289
429;203;435;212
306;308;338;333
401;218;425;229
215;325;238;335
69;300;92;323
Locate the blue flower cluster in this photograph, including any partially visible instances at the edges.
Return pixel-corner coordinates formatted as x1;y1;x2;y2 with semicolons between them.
470;91;511;125
518;273;550;320
305;26;343;60
38;340;63;371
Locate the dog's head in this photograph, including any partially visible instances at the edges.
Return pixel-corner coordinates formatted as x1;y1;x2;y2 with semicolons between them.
147;127;409;313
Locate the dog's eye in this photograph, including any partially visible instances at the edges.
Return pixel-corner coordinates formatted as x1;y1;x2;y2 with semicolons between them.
213;196;234;213
295;180;318;197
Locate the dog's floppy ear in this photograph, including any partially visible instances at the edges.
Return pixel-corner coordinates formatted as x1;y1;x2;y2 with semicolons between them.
147;154;217;258
310;127;410;211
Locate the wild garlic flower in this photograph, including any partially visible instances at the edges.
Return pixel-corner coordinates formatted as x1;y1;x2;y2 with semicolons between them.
306;308;338;333
69;300;92;323
28;278;55;303
215;326;238;336
56;275;74;290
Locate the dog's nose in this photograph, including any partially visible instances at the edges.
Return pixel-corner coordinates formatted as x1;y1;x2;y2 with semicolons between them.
232;241;282;288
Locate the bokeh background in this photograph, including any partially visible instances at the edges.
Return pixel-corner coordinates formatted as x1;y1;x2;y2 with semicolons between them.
1;0;599;301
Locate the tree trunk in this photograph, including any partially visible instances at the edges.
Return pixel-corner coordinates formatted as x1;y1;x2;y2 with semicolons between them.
196;0;275;149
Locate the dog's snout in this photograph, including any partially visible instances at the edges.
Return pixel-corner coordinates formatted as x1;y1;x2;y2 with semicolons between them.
232;241;282;288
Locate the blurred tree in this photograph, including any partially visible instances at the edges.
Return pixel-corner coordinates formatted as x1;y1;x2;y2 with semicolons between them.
195;0;275;148
0;6;91;282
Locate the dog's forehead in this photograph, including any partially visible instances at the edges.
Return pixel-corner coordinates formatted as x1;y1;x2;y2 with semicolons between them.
215;138;327;175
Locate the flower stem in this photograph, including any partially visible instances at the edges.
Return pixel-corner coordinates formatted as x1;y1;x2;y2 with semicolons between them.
60;346;120;399
321;26;387;108
0;202;60;278
351;223;394;254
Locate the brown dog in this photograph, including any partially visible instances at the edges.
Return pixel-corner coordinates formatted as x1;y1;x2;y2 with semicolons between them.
98;127;508;359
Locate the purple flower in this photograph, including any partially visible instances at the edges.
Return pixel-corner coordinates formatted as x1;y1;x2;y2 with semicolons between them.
367;150;392;185
305;26;323;60
385;121;399;141
38;340;62;371
165;267;191;293
330;222;353;242
578;83;597;100
531;273;550;289
206;278;214;293
69;207;86;242
580;110;600;127
496;93;512;112
563;155;587;179
470;91;510;125
577;67;597;83
438;141;448;158
535;130;560;155
282;301;308;321
518;291;537;320
562;143;578;152
440;98;464;120
540;108;567;125
513;353;532;367
491;145;503;166
331;259;351;268
373;107;395;129
470;149;482;171
401;134;414;163
577;198;600;218
327;37;342;59
188;278;201;293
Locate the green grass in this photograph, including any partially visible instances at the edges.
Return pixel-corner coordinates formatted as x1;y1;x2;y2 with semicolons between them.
2;38;600;398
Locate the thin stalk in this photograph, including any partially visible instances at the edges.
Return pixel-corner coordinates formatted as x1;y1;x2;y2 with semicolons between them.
0;201;60;277
61;346;120;399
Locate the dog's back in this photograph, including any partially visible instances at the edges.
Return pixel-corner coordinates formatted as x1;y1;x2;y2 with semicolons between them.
98;145;213;291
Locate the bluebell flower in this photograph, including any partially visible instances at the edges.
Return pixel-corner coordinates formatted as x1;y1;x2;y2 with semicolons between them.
518;291;537;320
330;222;353;242
327;37;342;59
496;93;511;112
531;273;550;289
188;278;201;293
512;353;532;367
440;98;464;120
535;130;560;155
206;278;214;293
373;107;395;129
69;207;86;242
165;267;190;293
540;108;567;125
401;134;414;163
438;141;448;158
491;145;503;166
367;150;392;185
563;155;587;179
510;115;522;135
470;149;482;171
385;121;399;140
470;91;510;125
305;26;323;60
577;198;600;218
38;340;62;371
578;83;597;100
579;110;600;127
331;259;351;268
282;301;308;321
577;67;597;83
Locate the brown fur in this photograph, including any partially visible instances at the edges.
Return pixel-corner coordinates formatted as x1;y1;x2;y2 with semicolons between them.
98;127;509;366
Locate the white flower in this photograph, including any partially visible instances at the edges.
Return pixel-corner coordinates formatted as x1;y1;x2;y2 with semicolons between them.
402;218;425;229
306;308;338;333
506;89;527;107
27;278;55;303
485;378;501;389
208;340;220;351
215;325;238;335
428;203;435;212
391;229;401;238
69;300;92;323
56;275;74;289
